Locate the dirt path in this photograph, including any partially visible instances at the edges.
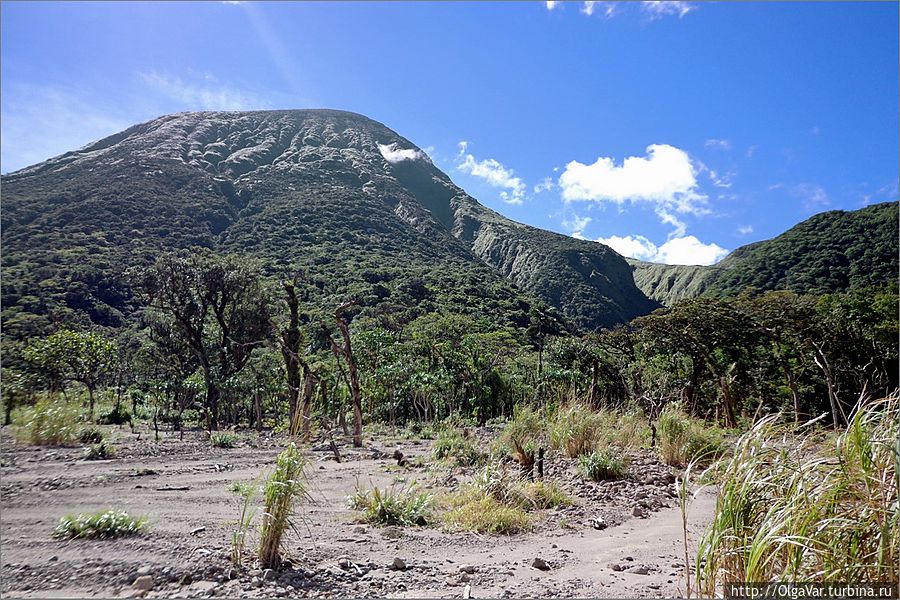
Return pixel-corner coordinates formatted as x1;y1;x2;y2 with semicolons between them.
1;425;716;598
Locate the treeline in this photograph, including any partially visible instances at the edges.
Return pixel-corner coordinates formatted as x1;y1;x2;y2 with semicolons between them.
2;250;896;437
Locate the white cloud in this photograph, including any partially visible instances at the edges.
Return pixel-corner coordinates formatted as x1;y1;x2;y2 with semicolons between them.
378;142;425;164
596;234;659;261
545;1;560;9
737;225;754;236
456;141;527;205
562;214;592;236
594;233;727;265
581;1;617;17
558;143;707;217
641;1;695;19
139;71;264;111
746;145;759;158
791;183;830;209
704;138;731;151
534;176;556;194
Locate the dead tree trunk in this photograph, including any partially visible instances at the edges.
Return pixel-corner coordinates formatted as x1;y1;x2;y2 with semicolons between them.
323;301;363;447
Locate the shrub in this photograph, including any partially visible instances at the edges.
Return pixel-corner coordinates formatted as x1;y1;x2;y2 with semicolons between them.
432;430;483;466
53;510;146;539
500;405;543;469
97;404;131;426
349;485;432;526
210;431;239;448
549;404;607;458
84;441;115;460
695;396;899;592
579;449;629;481
258;443;307;569
521;480;573;509
78;426;104;444
13;399;79;445
657;405;726;467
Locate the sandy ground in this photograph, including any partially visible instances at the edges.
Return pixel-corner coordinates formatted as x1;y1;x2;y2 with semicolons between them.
0;424;716;599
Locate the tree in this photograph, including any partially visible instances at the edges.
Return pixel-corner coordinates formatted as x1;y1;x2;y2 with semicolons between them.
23;329;117;420
321;301;363;447
133;251;271;431
277;277;315;440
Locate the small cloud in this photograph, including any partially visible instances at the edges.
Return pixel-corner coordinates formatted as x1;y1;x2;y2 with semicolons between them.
456;142;527;205
641;1;696;19
378;142;425;164
737;225;754;236
704;138;731;151
545;1;560;9
581;1;617;17
595;233;727;265
138;71;264;111
221;1;245;4
768;182;785;191
563;214;592;236
534;177;556;194
791;183;830;209
746;145;759;158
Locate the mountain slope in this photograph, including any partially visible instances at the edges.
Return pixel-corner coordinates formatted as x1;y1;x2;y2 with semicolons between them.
630;201;899;305
1;109;657;337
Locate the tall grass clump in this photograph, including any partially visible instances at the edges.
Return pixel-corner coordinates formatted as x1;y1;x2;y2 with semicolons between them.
695;396;899;593
549;404;608;457
432;429;483;466
53;509;146;539
258;443;308;569
657;404;726;467
500;405;543;469
210;431;239;448
230;479;259;567
349;484;432;526
13;399;79;446
579;449;629;481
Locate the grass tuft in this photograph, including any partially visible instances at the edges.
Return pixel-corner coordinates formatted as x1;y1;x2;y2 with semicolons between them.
258;443;307;569
444;494;532;534
349;484;432;526
53;509;146;539
579;449;629;481
78;426;104;444
500;405;543;470
657;405;726;467
84;440;116;460
432;429;483;466
210;431;239;448
12;399;79;446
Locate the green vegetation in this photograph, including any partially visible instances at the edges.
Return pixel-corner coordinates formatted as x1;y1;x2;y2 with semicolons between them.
549;404;607;458
657;405;726;467
578;449;629;481
231;479;259;568
84;441;116;460
432;429;483;466
349;484;432;526
52;510;146;540
258;443;308;569
499;406;543;470
695;396;899;591
77;426;104;444
12;399;79;446
444;495;532;534
210;431;239;448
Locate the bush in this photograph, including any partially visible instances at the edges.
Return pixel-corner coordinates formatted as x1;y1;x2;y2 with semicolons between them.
432;430;483;466
78;426;104;444
349;485;432;526
258;443;308;569
210;431;239;448
549;404;607;458
97;404;131;426
579;449;629;481
53;510;146;539
657;405;726;467
84;441;116;460
521;480;573;509
13;399;79;445
695;396;899;592
444;495;531;534
499;405;543;468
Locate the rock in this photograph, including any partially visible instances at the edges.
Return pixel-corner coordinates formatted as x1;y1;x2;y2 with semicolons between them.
591;517;608;530
632;507;647;518
608;563;623;572
626;565;649;575
248;569;263;577
624;556;634;561
189;581;218;594
531;558;550;571
463;583;472;599
390;557;407;571
250;576;263;588
338;558;352;570
382;526;403;539
262;569;275;581
48;556;59;562
132;575;154;591
136;566;152;577
459;565;476;574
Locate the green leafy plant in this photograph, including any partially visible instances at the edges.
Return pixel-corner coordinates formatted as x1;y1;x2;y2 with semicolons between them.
499;405;543;470
657;405;726;467
549;404;607;458
97;404;131;426
84;441;115;460
349;484;432;526
579;449;628;481
53;510;146;539
210;431;239;448
78;426;104;444
432;429;483;466
258;443;308;569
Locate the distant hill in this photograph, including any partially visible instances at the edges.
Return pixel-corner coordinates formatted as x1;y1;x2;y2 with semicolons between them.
630;201;899;305
1;109;658;338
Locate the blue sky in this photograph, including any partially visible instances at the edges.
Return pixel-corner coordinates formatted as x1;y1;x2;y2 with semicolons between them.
2;1;897;265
